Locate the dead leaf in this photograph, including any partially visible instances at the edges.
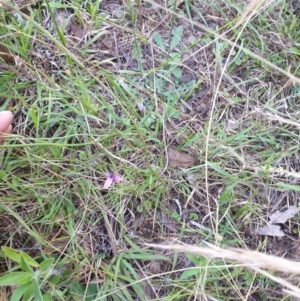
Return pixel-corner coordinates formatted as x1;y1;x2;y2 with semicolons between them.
257;206;299;237
148;261;161;274
226;119;240;133
257;224;284;237
156;210;178;232
191;88;210;101
102;37;114;49
0;45;13;64
0;288;8;301
70;16;85;40
269;206;299;224
138;272;156;299
163;216;178;232
54;10;71;28
168;147;196;168
142;283;155;300
180;73;195;83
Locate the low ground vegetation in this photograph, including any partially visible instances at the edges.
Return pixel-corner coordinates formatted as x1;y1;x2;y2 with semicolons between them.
1;0;300;300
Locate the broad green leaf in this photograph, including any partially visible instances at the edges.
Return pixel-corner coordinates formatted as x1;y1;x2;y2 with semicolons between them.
79;151;87;160
10;283;31;301
33;281;44;301
51;288;65;299
23;282;34;301
185;252;199;265
49;274;61;285
0;272;32;286
40;257;55;272
43;294;51;301
86;283;98;301
171;67;182;79
2;246;39;267
0;170;7;181
170;25;183;51
153;32;166;51
180;268;201;280
169;52;182;63
20;255;33;273
70;280;84;295
19;276;33;285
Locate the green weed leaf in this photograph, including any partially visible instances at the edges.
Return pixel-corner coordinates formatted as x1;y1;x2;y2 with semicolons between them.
0;170;7;181
23;282;34;301
153;32;166;51
43;294;51;301
40;257;55;272
10;283;31;301
79;151;87;160
33;281;44;301
170;25;183;51
180;268;200;280
20;255;33;273
185;253;199;265
0;272;32;286
49;274;61;285
2;246;39;267
171;67;182;79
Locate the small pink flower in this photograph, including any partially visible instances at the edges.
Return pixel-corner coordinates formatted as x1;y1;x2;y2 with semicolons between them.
103;173;123;189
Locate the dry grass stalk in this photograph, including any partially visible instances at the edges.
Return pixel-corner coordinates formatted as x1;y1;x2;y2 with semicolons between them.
146;242;300;274
146;242;300;297
237;0;268;26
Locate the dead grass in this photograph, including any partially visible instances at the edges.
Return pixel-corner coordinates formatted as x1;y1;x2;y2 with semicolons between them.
147;242;300;274
147;242;300;297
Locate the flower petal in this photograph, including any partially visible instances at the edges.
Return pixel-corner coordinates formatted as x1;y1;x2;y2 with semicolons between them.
112;175;123;183
103;177;113;189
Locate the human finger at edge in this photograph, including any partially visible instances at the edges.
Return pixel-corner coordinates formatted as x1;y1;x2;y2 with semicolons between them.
0;125;12;143
0;111;13;132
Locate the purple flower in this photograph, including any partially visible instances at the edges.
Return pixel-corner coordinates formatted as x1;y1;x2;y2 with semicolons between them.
103;173;123;189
